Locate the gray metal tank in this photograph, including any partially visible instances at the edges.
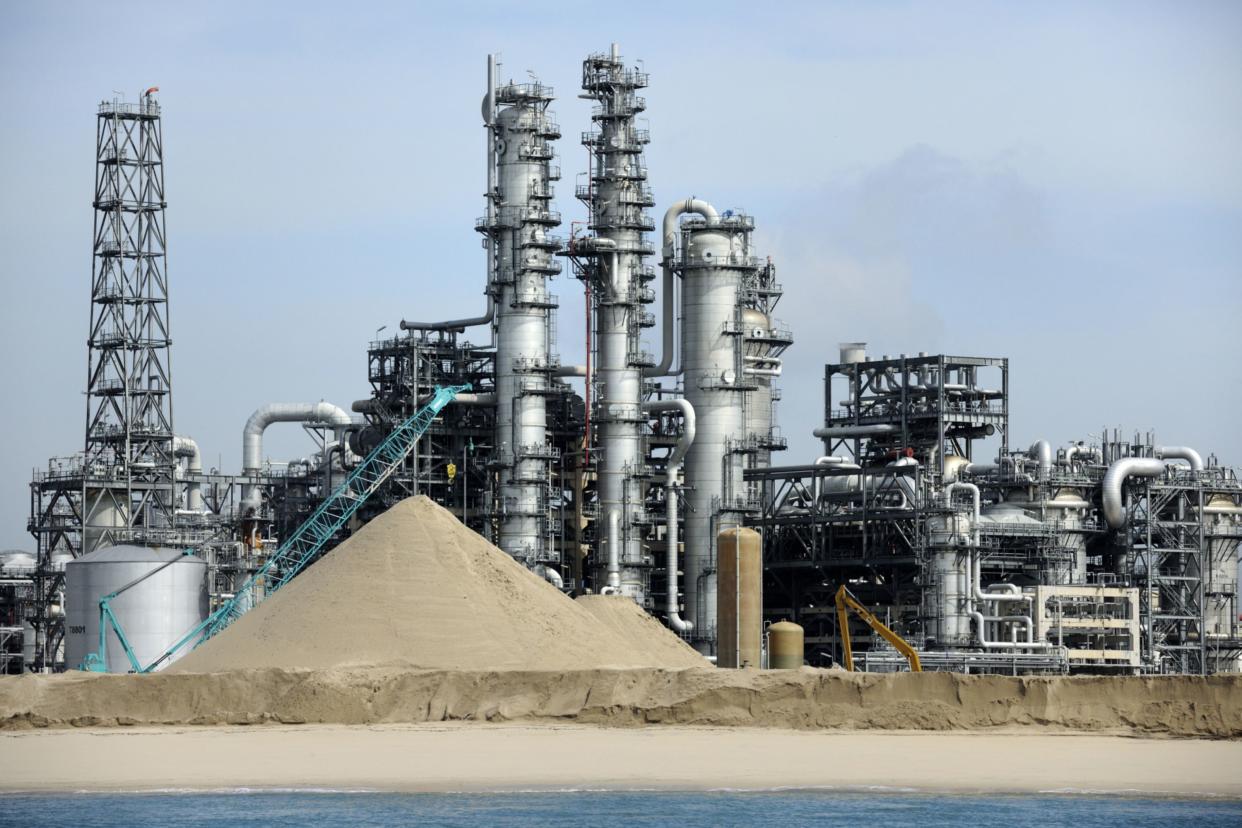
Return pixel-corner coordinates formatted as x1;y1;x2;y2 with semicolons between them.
64;544;208;673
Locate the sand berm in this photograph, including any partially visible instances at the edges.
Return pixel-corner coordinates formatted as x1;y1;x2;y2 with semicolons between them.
2;497;1239;737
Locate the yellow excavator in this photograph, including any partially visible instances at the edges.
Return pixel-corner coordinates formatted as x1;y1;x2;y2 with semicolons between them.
834;584;922;672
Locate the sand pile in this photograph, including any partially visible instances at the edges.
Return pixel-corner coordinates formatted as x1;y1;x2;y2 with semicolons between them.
171;496;705;673
3;668;1239;738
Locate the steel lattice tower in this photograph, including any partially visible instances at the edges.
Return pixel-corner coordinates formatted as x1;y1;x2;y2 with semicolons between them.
82;89;176;551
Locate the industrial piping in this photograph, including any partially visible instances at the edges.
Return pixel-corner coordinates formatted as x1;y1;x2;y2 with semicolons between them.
646;199;720;378
1156;445;1204;472
814;424;899;439
643;398;696;631
241;402;353;513
945;481;1048;649
242;403;353;474
1028;440;1052;479
399;55;500;335
1102;457;1166;528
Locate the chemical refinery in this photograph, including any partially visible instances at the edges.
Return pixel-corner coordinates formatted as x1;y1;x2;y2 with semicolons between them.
4;45;1240;678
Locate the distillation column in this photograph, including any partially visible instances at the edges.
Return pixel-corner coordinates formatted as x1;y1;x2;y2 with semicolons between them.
482;70;563;567
674;208;762;653
578;45;658;603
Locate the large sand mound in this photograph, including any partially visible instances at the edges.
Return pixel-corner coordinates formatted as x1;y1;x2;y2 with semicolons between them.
172;497;706;673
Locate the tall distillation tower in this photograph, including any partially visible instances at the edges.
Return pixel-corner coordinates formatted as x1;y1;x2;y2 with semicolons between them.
576;45;658;604
481;64;564;568
82;89;177;552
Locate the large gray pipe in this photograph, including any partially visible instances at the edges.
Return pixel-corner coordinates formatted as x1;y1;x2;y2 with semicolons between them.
646;199;720;377
243;403;353;475
172;436;203;513
813;424;898;439
1102;457;1166;528
643;398;696;632
399;295;494;333
400;55;498;334
1156;445;1203;472
241;403;353;515
1028;440;1052;479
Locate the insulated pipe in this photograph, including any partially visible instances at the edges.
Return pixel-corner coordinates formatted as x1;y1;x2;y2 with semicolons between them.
968;554;1047;648
242;403;353;474
647;199;721;377
643;398;696;631
604;509;622;592
399;295;495;332
172;436;203;513
1063;443;1099;466
1156;445;1204;472
241;403;353;514
1028;440;1052;479
453;392;497;406
813;424;898;439
534;564;564;590
401;56;499;334
1102;457;1166;528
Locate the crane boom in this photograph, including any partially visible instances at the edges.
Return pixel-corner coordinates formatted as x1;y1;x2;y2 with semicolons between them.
835;584;922;672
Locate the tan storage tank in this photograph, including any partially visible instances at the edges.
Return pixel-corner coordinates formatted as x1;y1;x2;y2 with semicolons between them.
768;620;804;669
717;527;762;668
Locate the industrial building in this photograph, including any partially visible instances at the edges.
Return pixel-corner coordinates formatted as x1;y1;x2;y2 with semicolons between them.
7;46;1239;677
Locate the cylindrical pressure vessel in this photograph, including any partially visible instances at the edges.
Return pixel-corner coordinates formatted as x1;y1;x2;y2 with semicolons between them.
717;527;762;668
768;620;803;669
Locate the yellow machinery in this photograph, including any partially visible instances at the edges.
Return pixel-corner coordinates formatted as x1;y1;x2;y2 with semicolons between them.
834;585;922;672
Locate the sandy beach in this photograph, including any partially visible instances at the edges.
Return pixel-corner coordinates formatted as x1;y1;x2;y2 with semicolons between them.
2;723;1240;797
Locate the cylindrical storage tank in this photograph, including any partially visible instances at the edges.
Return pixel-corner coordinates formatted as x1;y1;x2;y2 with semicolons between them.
839;342;867;364
717;527;762;668
64;545;208;673
768;620;803;669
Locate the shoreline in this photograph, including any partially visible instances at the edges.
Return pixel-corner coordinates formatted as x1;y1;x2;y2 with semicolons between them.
4;724;1241;798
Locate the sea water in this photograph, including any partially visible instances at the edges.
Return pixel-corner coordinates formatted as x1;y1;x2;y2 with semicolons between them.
1;790;1239;826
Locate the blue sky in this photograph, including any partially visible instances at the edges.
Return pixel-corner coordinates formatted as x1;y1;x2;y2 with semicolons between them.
1;1;1239;549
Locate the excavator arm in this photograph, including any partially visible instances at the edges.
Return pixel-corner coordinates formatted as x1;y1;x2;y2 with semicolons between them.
834;584;922;672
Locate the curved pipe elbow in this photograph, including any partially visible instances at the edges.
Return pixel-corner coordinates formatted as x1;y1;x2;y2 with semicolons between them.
242;402;354;474
661;198;720;254
1156;445;1203;472
400;295;495;332
1102;457;1166;528
1028;440;1052;479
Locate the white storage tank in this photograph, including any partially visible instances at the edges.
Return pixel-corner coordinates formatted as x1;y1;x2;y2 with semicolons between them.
64;545;208;673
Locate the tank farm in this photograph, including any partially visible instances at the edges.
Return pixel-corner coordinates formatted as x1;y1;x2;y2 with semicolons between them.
6;45;1241;679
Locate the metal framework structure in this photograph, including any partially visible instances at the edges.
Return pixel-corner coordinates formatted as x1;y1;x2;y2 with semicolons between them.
822;353;1009;473
83;90;177;551
1117;459;1242;674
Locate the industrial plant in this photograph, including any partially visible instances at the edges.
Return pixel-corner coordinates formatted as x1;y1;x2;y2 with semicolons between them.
4;45;1240;679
